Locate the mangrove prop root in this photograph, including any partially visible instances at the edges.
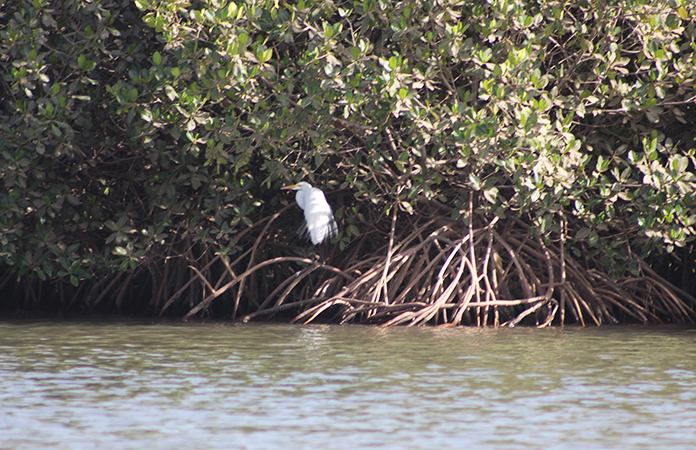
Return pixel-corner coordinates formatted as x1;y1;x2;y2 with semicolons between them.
173;213;696;326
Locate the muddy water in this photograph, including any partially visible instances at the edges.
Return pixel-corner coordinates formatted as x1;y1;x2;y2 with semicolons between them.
1;320;695;449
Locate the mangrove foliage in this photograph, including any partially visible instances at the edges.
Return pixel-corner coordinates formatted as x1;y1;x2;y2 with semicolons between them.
1;0;696;325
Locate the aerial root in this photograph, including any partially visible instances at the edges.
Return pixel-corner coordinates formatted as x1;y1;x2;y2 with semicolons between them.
283;217;694;326
172;213;696;326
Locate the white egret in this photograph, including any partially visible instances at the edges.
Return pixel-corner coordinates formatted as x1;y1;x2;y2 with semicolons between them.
282;182;338;245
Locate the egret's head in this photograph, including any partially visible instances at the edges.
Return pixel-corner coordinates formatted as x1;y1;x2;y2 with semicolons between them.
282;181;312;191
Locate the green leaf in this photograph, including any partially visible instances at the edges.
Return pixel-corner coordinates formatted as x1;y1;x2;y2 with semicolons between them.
524;111;537;132
152;51;162;65
78;55;88;70
165;85;177;101
469;174;481;190
575;103;585;118
596;155;606;172
483;187;498;204
588;231;599;247
351;46;360;60
400;201;414;214
575;227;591;240
678;155;689;173
389;56;398;70
221;2;238;19
257;48;272;63
645;108;659;123
323;22;333;39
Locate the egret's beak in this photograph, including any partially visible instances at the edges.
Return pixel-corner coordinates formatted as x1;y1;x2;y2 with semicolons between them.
282;184;300;190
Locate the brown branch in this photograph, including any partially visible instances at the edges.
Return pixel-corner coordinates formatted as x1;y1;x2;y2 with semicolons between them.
182;257;315;321
234;210;284;320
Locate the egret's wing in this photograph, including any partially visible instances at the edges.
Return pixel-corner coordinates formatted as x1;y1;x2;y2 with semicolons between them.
327;212;338;239
305;211;338;244
289;186;337;245
296;221;309;239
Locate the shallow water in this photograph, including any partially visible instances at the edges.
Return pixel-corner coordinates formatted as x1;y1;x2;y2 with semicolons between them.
1;320;695;449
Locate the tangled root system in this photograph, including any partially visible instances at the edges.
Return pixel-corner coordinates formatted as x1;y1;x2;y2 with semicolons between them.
171;207;696;327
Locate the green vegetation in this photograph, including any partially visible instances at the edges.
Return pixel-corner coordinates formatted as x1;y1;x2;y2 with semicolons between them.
1;0;695;324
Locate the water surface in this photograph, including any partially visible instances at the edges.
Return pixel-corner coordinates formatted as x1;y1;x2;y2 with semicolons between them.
1;320;695;449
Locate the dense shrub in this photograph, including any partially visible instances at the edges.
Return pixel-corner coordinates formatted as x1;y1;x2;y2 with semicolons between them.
1;0;695;315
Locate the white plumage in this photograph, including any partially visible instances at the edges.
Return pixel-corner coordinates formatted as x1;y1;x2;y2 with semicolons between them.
282;182;338;245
